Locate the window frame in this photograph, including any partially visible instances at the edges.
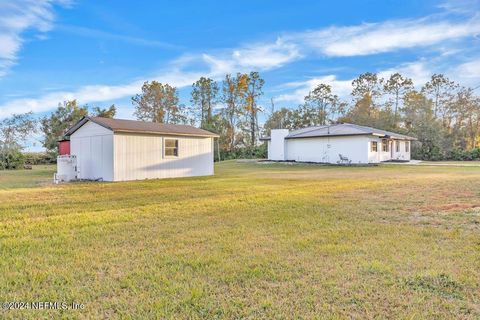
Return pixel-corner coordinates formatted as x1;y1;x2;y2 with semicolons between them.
371;141;378;152
382;139;389;152
396;140;400;153
164;138;179;157
405;141;410;152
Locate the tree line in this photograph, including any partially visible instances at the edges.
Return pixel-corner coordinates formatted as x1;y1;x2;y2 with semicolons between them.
1;71;479;169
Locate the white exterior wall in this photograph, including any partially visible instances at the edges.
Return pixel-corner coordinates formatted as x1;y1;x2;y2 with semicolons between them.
113;133;214;181
268;129;289;160
285;135;370;164
392;140;411;161
367;137;411;163
70;121;114;181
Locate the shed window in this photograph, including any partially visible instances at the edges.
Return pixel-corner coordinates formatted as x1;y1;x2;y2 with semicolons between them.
382;139;389;152
405;141;410;152
371;141;378;152
164;139;179;157
396;141;400;152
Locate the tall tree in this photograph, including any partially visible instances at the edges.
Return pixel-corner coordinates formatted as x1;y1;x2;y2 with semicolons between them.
0;112;37;169
351;73;384;118
351;72;383;101
304;83;338;125
383;73;413;126
421;74;457;121
340;94;377;127
221;73;248;151
402;91;446;160
41;100;88;153
450;87;480;149
92;104;116;118
244;72;265;147
191;77;219;129
263;107;293;134
132;81;182;124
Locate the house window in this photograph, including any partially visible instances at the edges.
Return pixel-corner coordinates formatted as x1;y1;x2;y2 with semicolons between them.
382;139;389;152
371;141;378;152
164;139;179;157
396;141;400;153
405;141;410;152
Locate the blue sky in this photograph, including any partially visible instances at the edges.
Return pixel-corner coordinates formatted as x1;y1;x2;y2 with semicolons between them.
1;0;480;150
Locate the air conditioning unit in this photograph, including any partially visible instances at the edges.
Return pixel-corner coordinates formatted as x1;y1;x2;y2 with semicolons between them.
54;155;77;183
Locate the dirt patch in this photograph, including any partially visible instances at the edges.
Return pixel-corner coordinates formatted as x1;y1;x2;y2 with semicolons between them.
422;203;480;212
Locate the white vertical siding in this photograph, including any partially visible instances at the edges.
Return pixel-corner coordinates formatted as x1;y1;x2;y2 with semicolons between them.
70;121;114;181
285;135;370;164
113;133;214;181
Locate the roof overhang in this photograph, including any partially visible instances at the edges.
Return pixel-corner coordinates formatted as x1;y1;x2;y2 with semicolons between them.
286;133;371;139
285;132;416;140
114;129;219;138
65;116;220;138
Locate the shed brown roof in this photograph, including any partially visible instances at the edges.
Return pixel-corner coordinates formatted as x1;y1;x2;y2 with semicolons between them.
65;116;219;137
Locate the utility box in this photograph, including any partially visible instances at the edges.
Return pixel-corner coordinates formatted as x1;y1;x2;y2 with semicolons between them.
55;155;77;183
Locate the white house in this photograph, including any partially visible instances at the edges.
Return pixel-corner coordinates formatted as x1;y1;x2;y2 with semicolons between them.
63;116;218;181
261;123;416;164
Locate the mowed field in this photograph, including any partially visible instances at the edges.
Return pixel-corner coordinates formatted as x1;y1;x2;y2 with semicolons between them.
0;162;479;319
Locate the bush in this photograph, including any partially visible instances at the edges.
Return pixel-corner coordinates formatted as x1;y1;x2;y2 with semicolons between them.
413;141;480;161
216;144;267;161
0;149;25;170
446;148;480;161
23;152;57;165
412;141;444;161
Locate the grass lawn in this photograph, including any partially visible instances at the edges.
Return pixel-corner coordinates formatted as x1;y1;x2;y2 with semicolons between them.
0;161;479;319
0;165;54;190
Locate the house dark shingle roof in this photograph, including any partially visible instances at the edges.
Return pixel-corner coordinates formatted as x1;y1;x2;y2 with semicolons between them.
65;116;219;137
260;123;416;141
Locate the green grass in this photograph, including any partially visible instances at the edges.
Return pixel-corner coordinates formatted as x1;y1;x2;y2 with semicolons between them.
0;161;479;319
0;165;54;190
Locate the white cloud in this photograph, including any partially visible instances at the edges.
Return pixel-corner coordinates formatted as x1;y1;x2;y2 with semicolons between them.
378;61;432;87
455;58;480;78
59;24;179;49
200;38;301;75
0;0;70;76
276;75;352;103
275;61;437;103
0;69;205;118
438;0;480;14
231;39;301;69
291;17;480;57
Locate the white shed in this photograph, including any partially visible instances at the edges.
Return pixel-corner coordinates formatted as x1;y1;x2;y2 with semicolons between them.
261;123;416;164
64;116;218;181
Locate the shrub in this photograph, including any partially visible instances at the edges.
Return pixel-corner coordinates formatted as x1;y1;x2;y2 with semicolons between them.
0;148;25;170
216;144;267;161
412;141;444;161
23;152;57;165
